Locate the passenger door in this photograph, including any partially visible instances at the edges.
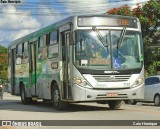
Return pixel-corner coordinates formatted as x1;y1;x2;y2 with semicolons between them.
61;31;72;99
29;41;37;96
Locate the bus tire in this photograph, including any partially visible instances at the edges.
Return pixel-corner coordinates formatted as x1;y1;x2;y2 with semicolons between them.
129;100;137;105
52;83;67;110
154;94;160;106
20;85;32;105
0;94;3;99
0;88;3;99
108;100;122;109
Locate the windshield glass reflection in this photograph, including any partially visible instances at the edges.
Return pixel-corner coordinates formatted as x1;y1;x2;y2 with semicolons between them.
74;30;143;70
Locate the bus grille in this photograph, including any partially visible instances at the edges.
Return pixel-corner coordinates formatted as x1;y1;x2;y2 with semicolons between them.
93;75;131;82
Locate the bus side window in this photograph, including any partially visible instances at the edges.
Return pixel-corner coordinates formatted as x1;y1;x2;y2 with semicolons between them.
22;42;29;64
16;44;22;65
48;30;59;58
38;35;47;61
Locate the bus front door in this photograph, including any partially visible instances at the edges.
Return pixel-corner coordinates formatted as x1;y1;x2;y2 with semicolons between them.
62;31;72;99
29;41;37;97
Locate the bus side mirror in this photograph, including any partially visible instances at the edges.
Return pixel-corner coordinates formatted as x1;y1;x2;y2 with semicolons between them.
69;32;74;45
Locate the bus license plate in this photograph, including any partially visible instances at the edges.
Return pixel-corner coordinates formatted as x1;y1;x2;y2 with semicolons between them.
106;93;118;97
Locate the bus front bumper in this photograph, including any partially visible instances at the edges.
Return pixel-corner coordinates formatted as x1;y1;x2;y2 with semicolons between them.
72;84;144;102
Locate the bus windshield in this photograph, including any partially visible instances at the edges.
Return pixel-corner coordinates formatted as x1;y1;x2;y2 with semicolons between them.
74;30;143;70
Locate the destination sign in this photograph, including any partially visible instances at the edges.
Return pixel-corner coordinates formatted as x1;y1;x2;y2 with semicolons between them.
78;16;138;28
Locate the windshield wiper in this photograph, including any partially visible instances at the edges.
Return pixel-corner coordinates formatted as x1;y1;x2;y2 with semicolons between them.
117;27;126;49
116;27;126;59
92;27;108;47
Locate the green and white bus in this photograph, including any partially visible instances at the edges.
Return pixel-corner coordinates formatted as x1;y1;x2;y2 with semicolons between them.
7;14;144;110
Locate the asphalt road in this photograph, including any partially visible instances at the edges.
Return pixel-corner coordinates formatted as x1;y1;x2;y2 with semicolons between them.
0;92;160;129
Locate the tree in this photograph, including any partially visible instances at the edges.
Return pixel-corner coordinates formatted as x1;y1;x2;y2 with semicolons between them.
106;5;132;16
0;45;7;54
107;0;160;76
0;45;7;80
132;0;160;37
132;0;160;75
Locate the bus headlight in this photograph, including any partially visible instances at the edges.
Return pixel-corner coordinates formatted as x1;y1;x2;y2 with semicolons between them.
73;77;88;87
133;77;144;87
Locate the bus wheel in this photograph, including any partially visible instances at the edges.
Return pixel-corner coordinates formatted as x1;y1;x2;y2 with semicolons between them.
154;94;160;106
20;85;31;105
0;94;3;99
0;92;3;99
52;83;67;110
129;99;137;105
108;100;122;109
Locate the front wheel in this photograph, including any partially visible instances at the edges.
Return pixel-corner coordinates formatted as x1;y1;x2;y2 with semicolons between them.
52;83;68;110
108;100;122;109
129;100;137;105
154;94;160;106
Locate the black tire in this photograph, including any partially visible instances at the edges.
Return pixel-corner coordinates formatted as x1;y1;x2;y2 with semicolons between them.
108;100;122;109
129;100;137;105
52;83;68;110
154;94;160;106
124;100;130;104
20;85;32;105
0;89;3;99
0;94;3;99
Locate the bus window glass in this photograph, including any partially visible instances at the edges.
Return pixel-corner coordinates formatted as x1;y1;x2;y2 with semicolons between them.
75;30;111;70
22;42;28;64
39;35;46;48
38;35;47;60
24;42;28;51
16;44;22;65
111;31;142;69
74;30;143;70
17;44;22;55
50;31;58;45
48;31;59;58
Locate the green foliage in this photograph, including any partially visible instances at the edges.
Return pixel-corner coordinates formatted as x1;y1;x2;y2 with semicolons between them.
147;61;160;75
0;45;7;80
132;0;160;37
143;30;160;76
107;0;160;76
0;45;7;54
0;70;7;80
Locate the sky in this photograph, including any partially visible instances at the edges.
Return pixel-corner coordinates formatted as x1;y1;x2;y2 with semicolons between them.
0;0;150;47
